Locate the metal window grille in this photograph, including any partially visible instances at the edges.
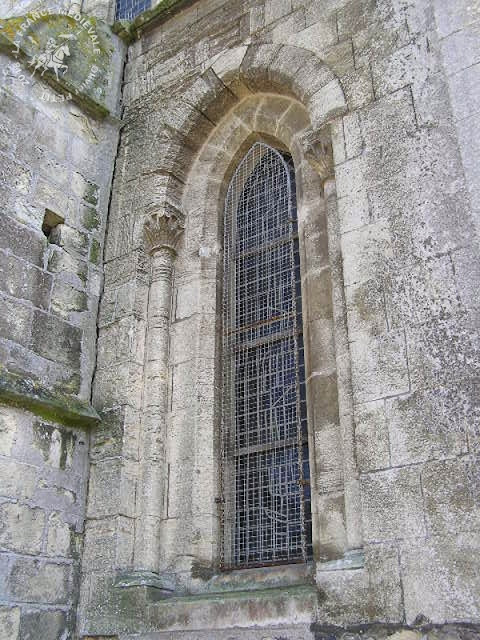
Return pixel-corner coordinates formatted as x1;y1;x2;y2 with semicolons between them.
221;142;313;569
115;0;150;21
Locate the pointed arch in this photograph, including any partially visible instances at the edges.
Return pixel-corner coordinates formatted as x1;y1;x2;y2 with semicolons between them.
141;44;347;217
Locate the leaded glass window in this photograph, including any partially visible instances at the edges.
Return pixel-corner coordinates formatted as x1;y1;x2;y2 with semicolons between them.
115;0;149;21
221;142;312;568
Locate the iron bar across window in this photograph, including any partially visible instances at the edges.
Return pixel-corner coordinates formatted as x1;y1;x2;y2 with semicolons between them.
221;142;313;569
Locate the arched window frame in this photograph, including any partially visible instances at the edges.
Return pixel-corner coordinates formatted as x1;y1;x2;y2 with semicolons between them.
159;93;361;591
220;142;313;569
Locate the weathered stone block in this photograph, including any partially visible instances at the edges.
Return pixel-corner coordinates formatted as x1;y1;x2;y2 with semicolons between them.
355;399;390;472
47;245;88;289
0;502;45;554
0;606;20;640
0;407;18;456
309;78;347;128
0;156;31;195
87;458;136;519
422;458;480;536
31;420;79;469
360;86;417;149
345;278;387;340
341;219;394;286
440;22;480;75
337;189;370;234
82;518;116;571
406;317;480;390
411;71;453;129
456;112;480;217
400;533;480;623
310;372;340;430
337;0;376;38
307;317;337;374
341;66;375;110
433;0;480;38
335;155;366;201
72;172;99;207
0;458;38;501
452;244;480;318
305;268;334;321
50;281;89;321
350;330;409;403
0;216;46;267
93;361;143;411
288;15;337;55
49;224;89;260
7;558;72;604
271;10;306;43
384;256;460;330
386;388;468;466
46;512;72;557
361;466;425;542
34;178;75;223
0;251;52;310
90;406;126;462
364;542;403;622
0;294;33;347
79;203;101;232
265;0;291;25
353;21;410;70
343;112;363;159
372;37;439;99
19;609;66;640
31;310;82;369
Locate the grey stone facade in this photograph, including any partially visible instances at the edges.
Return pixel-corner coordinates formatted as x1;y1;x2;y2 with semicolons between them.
0;0;479;638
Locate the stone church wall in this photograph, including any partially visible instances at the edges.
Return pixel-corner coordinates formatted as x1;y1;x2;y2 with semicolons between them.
0;0;478;638
78;0;480;638
0;15;124;637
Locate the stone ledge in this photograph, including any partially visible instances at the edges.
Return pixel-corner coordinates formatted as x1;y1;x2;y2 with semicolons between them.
83;578;321;636
0;368;100;428
158;583;319;605
115;567;317;602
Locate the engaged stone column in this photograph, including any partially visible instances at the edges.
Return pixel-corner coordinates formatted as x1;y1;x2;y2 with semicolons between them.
134;207;184;581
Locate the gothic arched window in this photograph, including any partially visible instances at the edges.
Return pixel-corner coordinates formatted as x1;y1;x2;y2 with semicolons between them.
222;142;313;568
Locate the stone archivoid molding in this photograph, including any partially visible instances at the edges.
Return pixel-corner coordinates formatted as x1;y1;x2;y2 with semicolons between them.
132;43;347;219
0;367;100;428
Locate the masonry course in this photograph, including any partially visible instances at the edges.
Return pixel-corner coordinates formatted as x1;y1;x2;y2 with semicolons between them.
0;0;479;638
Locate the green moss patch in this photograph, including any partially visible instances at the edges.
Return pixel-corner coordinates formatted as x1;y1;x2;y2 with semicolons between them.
0;366;100;428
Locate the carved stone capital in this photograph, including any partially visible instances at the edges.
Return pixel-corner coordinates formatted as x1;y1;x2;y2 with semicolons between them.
144;205;185;256
300;127;334;184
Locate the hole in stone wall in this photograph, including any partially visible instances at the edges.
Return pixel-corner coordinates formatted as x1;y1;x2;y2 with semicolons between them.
42;209;64;240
